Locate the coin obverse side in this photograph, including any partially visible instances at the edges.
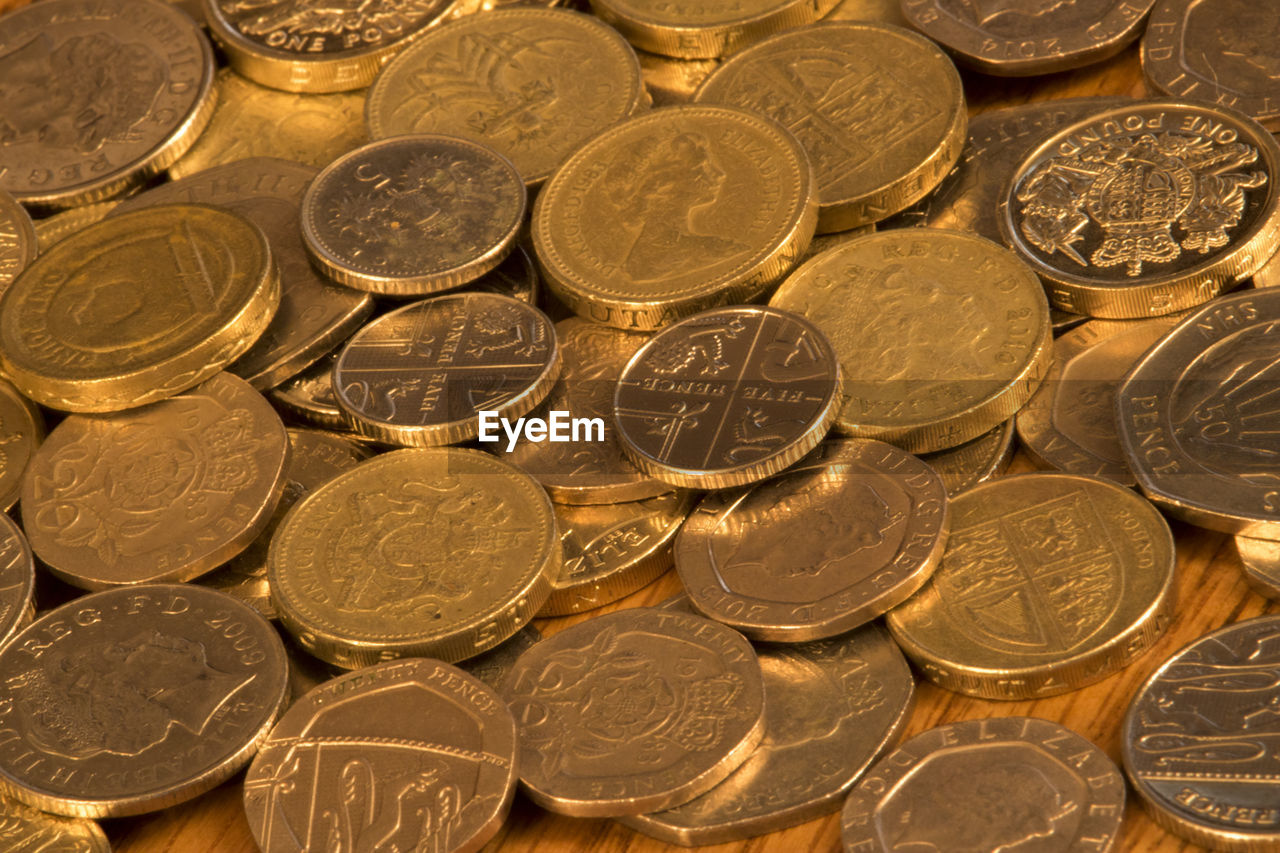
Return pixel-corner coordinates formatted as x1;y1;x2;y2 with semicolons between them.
0;191;36;296
843;717;1126;852
623;606;914;845
500;606;766;817
902;0;1154;76
614;305;842;489
1117;289;1280;538
770;229;1051;454
0;378;44;515
1016;316;1179;486
677;439;949;641
0;793;110;852
887;473;1177;700
21;373;291;590
113;157;375;390
1124;615;1280;851
203;0;463;93
1143;0;1280;131
1000;101;1280;319
0;515;34;654
269;448;560;668
533;105;817;330
695;22;966;233
244;658;518;853
0;584;289;818
0;0;216;209
333;293;560;447
302;135;526;296
367;9;648;186
1236;536;1280;600
587;0;840;59
0;204;281;413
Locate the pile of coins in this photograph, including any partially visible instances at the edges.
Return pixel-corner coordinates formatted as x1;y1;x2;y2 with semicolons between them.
1;0;1280;850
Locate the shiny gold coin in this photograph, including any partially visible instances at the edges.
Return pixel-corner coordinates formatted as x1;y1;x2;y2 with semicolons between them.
302;135;525;296
505;318;670;504
367;9;647;186
0;378;43;514
31;201;119;253
615;306;842;489
0;190;35;297
887;473;1176;700
245;658;518;853
1000;101;1280;319
0;0;216;209
1255;245;1280;288
1236;536;1280;601
695;22;966;233
677;439;947;641
638;50;719;107
543;490;692;616
114;157;374;390
21;373;290;590
588;0;840;59
843;717;1126;852
0;514;34;653
532;104;817;330
0;793;110;852
459;625;540;692
170;70;367;179
202;428;371;619
1017;317;1179;486
920;419;1016;497
771;229;1051;453
335;294;559;446
500;606;765;816
0;584;288;818
203;0;463;93
625;605;914;846
825;0;908;25
0;203;280;413
267;351;352;433
270;447;560;667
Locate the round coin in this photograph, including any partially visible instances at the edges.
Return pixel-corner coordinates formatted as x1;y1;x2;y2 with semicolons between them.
887;473;1176;700
21;373;290;590
770;229;1051;453
919;419;1016;496
0;203;280;413
0;0;216;209
203;0;463;93
334;294;560;446
1117;289;1280;538
999;101;1280;319
30;201;119;253
0;515;34;654
499;606;766;816
1236;536;1280;600
902;0;1154;76
588;0;840;59
0;584;288;818
614;306;842;489
843;717;1126;852
1017;317;1179;485
268;351;352;433
458;626;541;693
677;439;948;641
0;378;44;514
532;105;817;330
367;9;647;186
0;794;109;852
0;190;36;297
1124;615;1280;851
302;135;526;296
694;22;966;232
638;50;720;106
269;447;560;667
244;658;518;853
825;0;909;25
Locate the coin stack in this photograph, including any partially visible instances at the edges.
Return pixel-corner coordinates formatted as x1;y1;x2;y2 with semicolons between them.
2;0;1280;850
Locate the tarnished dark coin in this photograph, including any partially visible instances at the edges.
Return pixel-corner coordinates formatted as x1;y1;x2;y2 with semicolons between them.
0;190;36;296
21;373;290;590
919;419;1016;496
0;378;44;514
614;306;842;489
1143;0;1280;131
1124;615;1280;851
0;515;34;653
1117;289;1280;538
1236;536;1280;601
0;0;216;209
1000;101;1280;319
624;605;914;845
302;135;526;297
244;659;518;853
677;440;948;641
0;584;288;818
500;606;765;816
333;293;560;446
902;0;1154;76
844;717;1126;852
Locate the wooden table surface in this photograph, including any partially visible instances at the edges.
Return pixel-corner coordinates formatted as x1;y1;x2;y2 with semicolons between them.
0;0;1259;847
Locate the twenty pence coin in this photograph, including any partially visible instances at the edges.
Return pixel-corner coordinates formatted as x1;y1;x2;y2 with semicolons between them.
587;0;840;59
499;606;765;816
